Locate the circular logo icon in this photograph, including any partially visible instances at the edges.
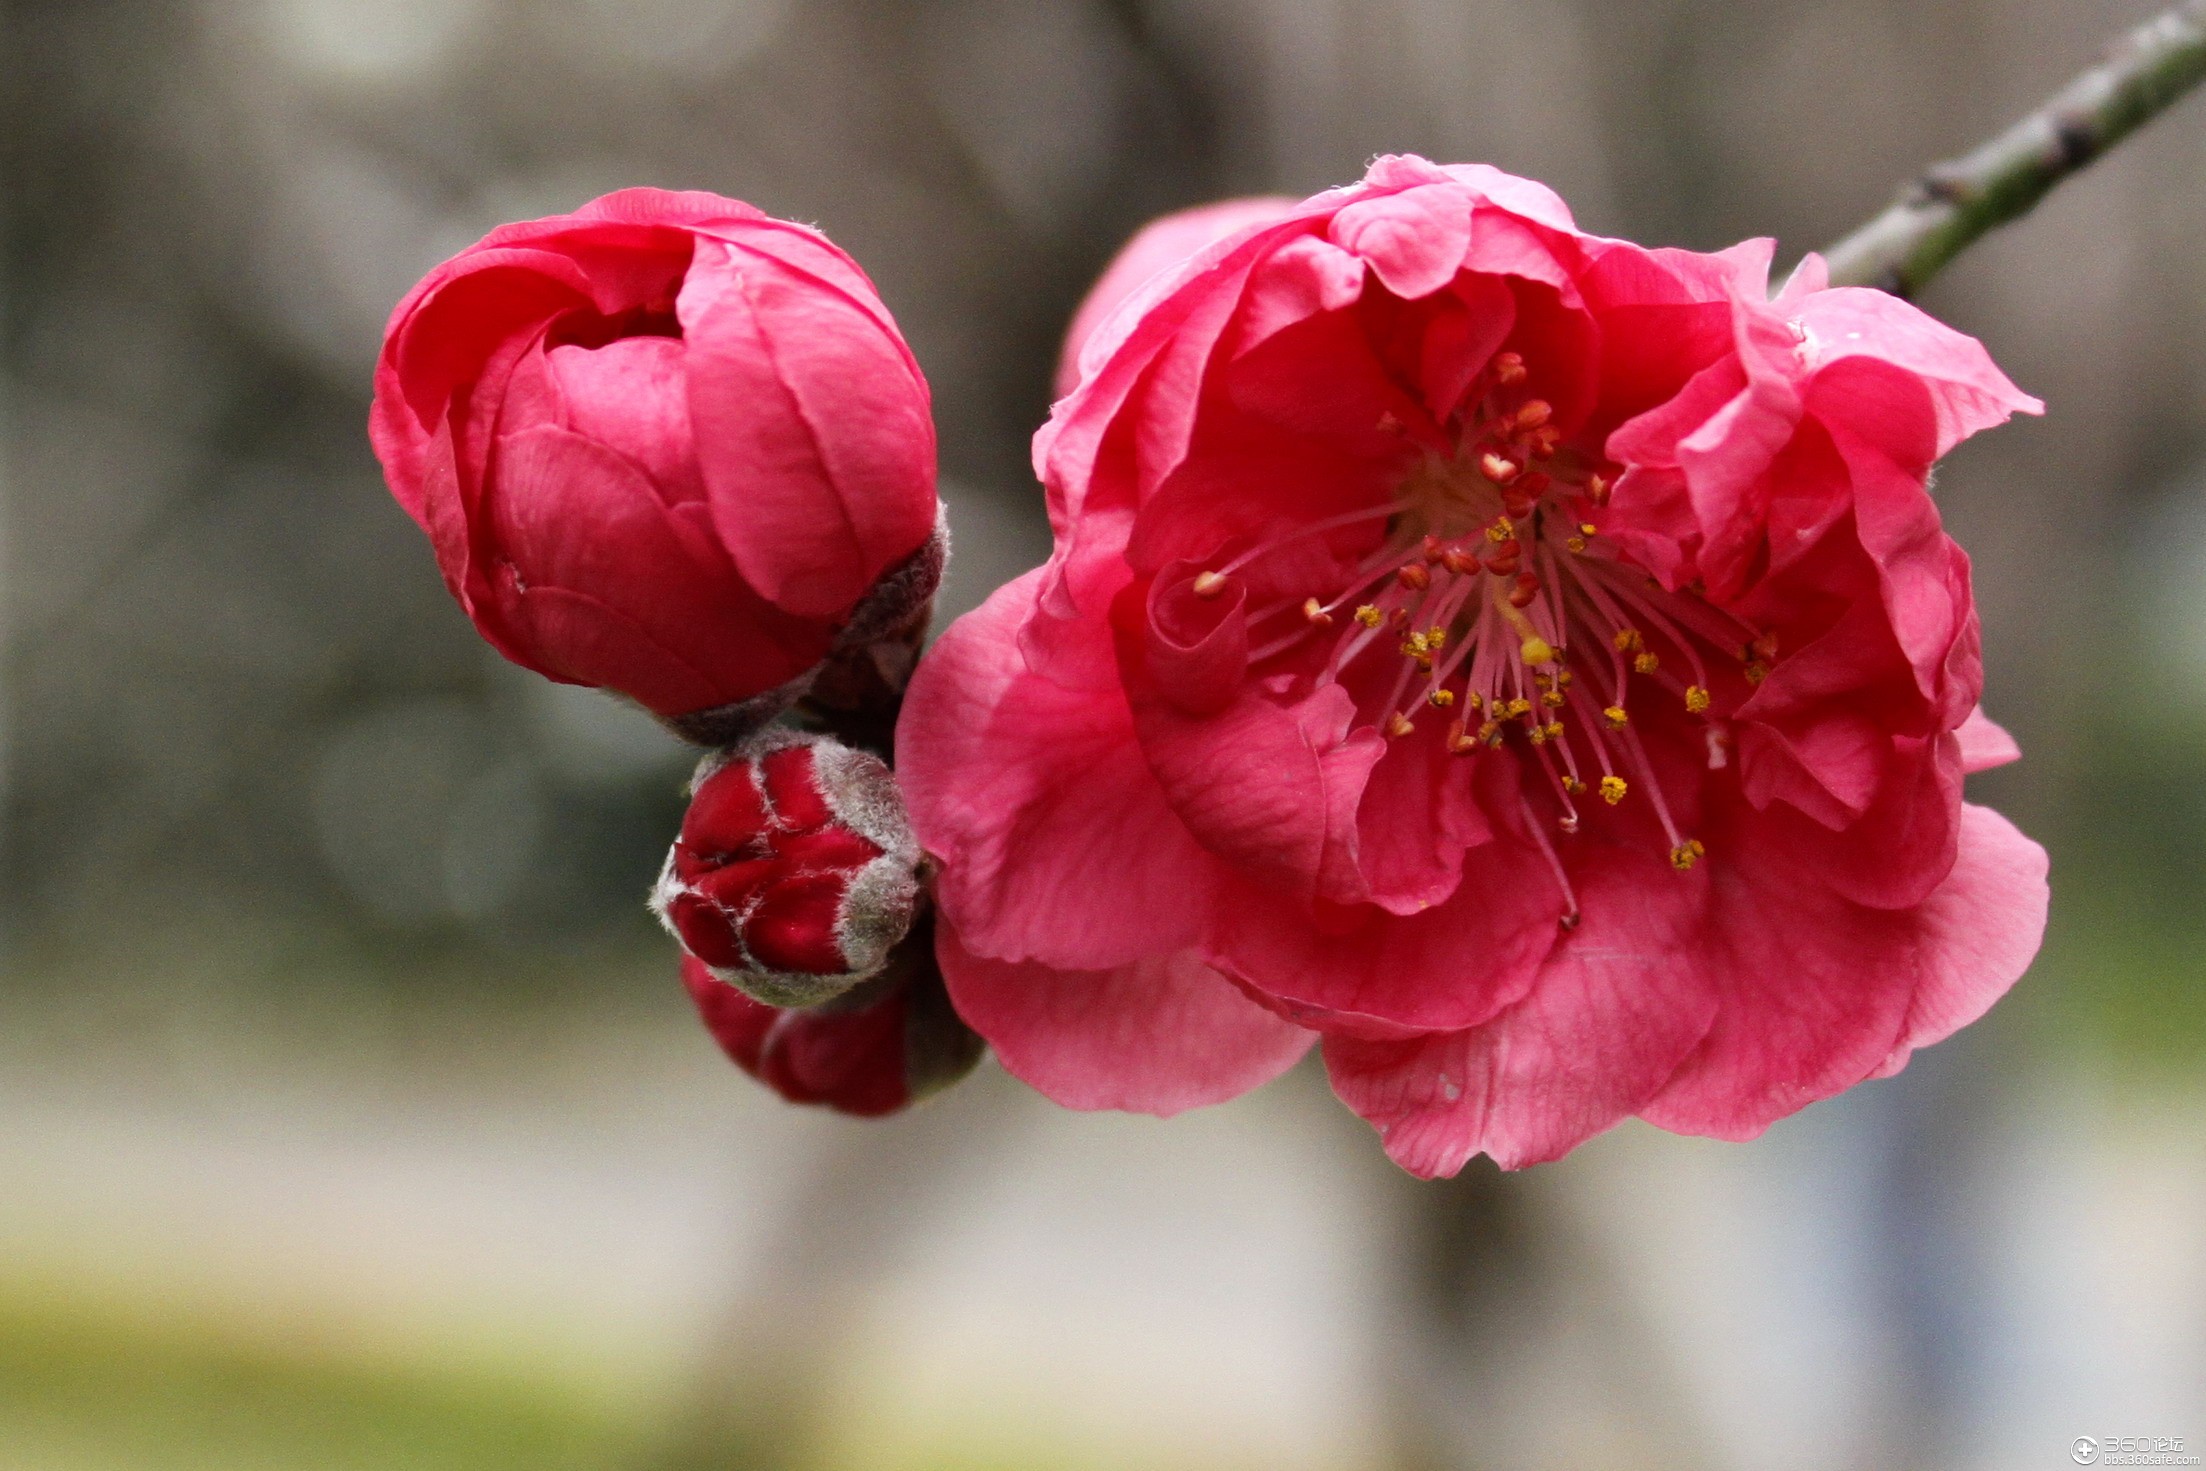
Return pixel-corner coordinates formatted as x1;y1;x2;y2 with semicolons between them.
2073;1438;2101;1465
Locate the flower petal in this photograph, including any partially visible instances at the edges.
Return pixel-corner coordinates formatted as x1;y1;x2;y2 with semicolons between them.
898;570;1226;970
1057;196;1300;399
938;925;1314;1115
1321;833;1721;1176
1865;803;2048;1077
483;424;822;711
682;236;937;619
1794;287;2044;456
1209;760;1560;1036
1956;707;2022;772
1638;800;2045;1139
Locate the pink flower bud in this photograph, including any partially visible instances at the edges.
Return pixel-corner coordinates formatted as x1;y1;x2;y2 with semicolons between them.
680;928;982;1117
652;730;922;1007
370;190;941;741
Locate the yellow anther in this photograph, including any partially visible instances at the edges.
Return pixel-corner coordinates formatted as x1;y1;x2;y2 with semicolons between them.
1633;651;1660;675
1399;631;1431;659
1505;698;1533;720
1425;627;1448;650
1542;721;1565;741
1562;775;1587;795
1386;712;1416;739
1478;720;1504;747
1484;516;1516;543
1527;723;1550;746
1613;628;1644;653
1566;535;1588;554
1602;706;1630;729
1669;839;1707;872
1599;775;1628;805
1685;685;1712;713
1446;719;1478;755
1556;669;1574;688
1519;636;1557;666
1428;688;1456;709
1541;689;1566;708
1354;605;1384;629
1302;596;1333;627
1464;691;1484;712
1192;571;1229;598
1579;522;1598;536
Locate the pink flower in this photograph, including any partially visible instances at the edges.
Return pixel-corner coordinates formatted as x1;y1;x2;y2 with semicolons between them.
370;189;940;737
682;948;982;1118
653;731;923;1007
898;156;2050;1176
1056;197;1299;399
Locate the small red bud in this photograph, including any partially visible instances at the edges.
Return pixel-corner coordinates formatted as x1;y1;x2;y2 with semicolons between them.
652;730;921;1007
681;915;982;1117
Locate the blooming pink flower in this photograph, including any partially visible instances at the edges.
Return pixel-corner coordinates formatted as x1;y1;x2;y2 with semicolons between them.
653;730;923;1007
682;949;982;1118
370;189;940;737
898;156;2050;1176
1056;197;1299;399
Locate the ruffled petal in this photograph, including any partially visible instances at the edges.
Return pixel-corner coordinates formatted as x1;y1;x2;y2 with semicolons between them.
1123;658;1383;904
1056;196;1299;399
1638;799;2045;1139
938;926;1314;1115
1321;831;1721;1175
1956;707;2022;772
1793;287;2044;456
1208;758;1561;1036
1865;803;2048;1077
1327;183;1475;300
898;571;1226;970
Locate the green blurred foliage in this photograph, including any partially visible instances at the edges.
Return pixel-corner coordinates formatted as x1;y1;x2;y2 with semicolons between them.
0;1290;646;1471
2032;710;2206;1067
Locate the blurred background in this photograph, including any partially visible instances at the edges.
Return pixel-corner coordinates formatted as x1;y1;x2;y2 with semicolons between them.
4;0;2204;1466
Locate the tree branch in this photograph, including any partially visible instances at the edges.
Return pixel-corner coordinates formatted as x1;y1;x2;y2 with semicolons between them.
1819;0;2206;295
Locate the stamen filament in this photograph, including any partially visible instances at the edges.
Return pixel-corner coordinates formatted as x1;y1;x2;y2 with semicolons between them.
1215;502;1403;578
1516;787;1582;930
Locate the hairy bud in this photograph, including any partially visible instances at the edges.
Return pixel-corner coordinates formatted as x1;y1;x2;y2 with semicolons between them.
652;730;922;1007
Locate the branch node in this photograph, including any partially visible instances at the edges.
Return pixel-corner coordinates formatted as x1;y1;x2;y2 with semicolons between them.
2051;111;2101;169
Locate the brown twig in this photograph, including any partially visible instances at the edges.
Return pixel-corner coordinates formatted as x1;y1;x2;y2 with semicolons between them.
1820;0;2206;295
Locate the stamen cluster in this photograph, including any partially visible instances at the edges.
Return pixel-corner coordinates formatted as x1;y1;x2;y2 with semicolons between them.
1187;351;1777;910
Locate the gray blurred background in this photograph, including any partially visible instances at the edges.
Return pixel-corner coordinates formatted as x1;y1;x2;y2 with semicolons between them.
3;1;2202;1467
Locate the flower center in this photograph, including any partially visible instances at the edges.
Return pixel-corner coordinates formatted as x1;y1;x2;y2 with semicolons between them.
1187;351;1779;915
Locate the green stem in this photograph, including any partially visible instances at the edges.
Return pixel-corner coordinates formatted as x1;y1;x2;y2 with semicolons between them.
1819;0;2206;295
